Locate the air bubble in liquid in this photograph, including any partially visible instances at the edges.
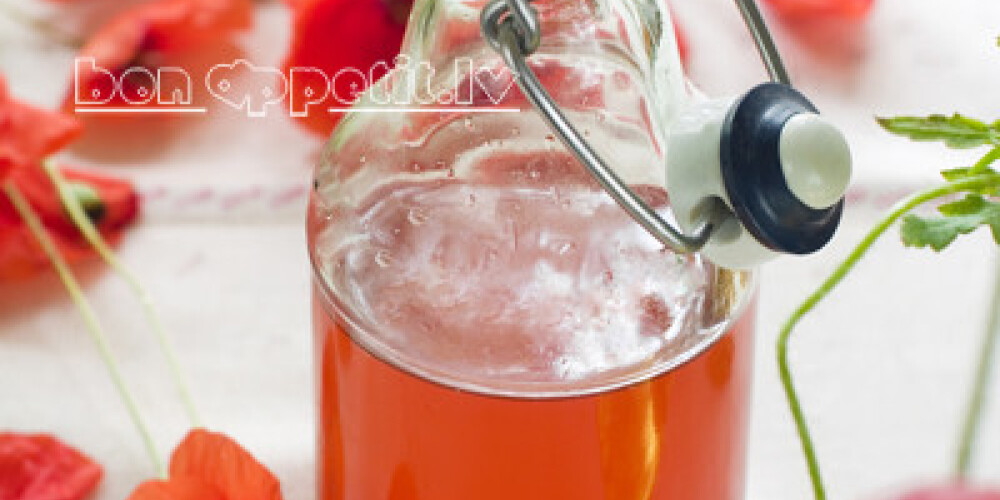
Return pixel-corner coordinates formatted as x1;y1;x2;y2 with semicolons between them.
408;208;429;225
374;249;393;268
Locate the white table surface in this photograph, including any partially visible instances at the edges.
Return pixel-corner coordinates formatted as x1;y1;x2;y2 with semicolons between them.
1;1;999;499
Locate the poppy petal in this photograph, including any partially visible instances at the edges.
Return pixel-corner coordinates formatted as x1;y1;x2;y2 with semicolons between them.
0;76;81;178
67;0;254;111
168;429;282;500
0;433;103;500
763;0;874;20
887;486;1000;500
281;0;410;136
0;165;140;280
127;477;224;500
898;483;1000;500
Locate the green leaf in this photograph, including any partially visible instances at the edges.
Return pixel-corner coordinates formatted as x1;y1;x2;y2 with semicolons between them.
901;194;1000;251
939;194;991;216
940;169;1000;195
878;114;999;148
942;167;974;181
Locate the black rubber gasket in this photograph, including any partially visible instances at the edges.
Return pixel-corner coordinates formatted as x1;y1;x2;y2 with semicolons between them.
720;82;844;255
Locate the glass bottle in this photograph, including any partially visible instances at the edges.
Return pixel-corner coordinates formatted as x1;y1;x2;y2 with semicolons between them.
308;1;761;498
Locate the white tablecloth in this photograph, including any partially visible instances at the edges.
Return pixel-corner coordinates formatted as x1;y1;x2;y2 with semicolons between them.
1;1;999;499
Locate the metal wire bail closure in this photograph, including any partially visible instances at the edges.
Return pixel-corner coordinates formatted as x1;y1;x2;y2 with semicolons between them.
480;0;796;255
481;1;541;55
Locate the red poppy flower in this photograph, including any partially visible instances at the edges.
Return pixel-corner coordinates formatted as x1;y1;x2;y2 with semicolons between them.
127;429;282;500
67;0;254;112
0;165;140;280
0;76;81;180
885;485;1000;500
763;0;874;20
281;0;412;136
0;433;103;500
0;74;140;279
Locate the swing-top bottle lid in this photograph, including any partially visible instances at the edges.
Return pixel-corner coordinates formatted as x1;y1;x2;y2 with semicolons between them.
719;83;850;255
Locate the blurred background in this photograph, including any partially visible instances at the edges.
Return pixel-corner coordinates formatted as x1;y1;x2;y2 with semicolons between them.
1;0;999;499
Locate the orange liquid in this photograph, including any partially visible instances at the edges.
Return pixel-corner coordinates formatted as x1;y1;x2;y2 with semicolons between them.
314;289;754;500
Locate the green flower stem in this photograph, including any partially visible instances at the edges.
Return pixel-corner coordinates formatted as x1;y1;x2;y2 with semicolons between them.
955;254;1000;478
969;147;1000;177
43;162;202;427
778;173;1000;500
3;181;167;478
